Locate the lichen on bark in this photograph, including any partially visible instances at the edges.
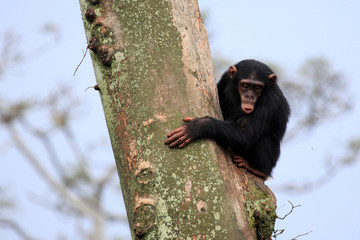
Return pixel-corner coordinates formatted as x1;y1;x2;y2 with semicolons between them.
243;176;277;239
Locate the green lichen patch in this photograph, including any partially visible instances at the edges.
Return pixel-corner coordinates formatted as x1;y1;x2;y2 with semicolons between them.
244;179;276;239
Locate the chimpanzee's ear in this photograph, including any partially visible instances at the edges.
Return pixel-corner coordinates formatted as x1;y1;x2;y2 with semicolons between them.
268;73;277;82
228;65;237;78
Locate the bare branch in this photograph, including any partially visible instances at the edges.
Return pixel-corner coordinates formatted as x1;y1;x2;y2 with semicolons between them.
282;57;351;142
277;137;360;193
0;31;22;78
277;165;337;193
103;212;128;223
277;201;301;220
62;125;86;163
8;124;107;239
8;124;103;221
272;229;285;239
97;166;117;191
37;133;65;177
290;231;313;240
73;47;89;76
0;218;38;240
18;118;65;177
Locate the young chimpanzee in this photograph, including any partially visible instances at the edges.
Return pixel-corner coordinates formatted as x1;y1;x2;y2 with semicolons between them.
165;59;290;179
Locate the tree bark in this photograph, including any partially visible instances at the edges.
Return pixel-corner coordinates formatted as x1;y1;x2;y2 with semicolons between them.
78;0;276;239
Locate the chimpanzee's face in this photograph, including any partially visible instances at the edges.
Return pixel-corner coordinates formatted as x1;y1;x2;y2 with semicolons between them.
238;79;264;114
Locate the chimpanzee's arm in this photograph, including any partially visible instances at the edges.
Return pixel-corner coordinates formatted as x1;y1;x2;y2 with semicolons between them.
165;116;261;150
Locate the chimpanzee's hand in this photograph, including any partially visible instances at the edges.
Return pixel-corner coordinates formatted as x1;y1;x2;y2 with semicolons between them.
165;117;195;149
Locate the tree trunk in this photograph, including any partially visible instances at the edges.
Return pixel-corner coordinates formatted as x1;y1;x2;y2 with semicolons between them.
78;0;276;239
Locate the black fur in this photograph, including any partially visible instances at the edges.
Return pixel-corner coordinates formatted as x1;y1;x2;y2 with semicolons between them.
186;59;290;176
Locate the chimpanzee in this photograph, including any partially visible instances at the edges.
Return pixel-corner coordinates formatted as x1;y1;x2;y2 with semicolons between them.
165;59;290;179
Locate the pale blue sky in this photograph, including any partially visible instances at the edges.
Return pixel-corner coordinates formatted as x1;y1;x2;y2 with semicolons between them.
197;1;360;239
1;0;360;239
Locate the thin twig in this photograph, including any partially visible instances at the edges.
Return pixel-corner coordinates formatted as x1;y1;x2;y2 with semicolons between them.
272;229;285;239
73;47;88;76
277;201;301;220
290;231;313;240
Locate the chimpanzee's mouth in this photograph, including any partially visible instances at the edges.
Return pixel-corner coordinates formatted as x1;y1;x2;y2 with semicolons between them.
242;104;254;114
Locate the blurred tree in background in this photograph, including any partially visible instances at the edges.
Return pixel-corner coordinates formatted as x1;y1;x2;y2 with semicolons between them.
0;28;127;240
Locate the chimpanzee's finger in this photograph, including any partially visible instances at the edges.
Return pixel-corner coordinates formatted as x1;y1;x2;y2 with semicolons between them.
167;126;185;138
178;138;192;149
183;117;195;122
